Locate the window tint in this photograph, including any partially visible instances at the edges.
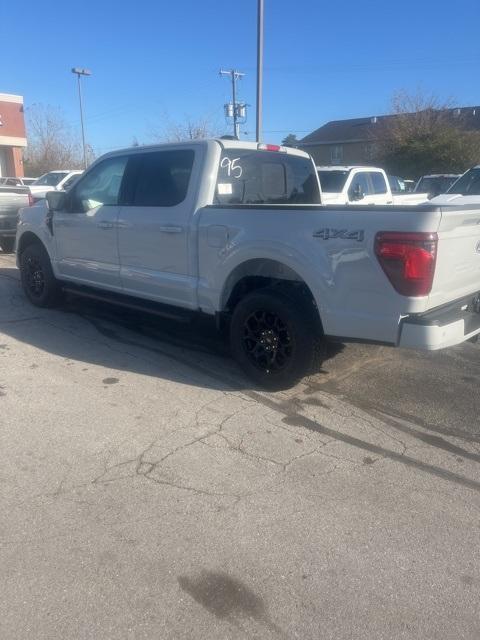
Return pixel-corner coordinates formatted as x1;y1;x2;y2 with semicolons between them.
349;172;370;198
369;172;387;194
448;168;480;195
125;150;195;207
70;156;127;212
216;149;320;205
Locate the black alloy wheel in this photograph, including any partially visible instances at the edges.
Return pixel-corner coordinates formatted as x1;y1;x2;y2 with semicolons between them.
230;287;319;389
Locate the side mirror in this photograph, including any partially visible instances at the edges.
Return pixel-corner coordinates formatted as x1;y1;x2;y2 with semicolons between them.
350;184;365;201
46;190;65;211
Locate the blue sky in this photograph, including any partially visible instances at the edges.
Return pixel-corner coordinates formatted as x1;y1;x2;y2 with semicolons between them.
2;0;479;154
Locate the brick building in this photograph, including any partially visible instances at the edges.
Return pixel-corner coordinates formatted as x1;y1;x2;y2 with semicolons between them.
0;93;27;177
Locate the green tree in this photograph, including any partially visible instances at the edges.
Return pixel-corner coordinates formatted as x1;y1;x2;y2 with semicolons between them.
281;133;299;147
374;92;480;179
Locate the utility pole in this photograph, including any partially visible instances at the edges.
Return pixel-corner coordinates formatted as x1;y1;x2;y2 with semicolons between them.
256;0;264;142
71;67;91;169
220;69;245;139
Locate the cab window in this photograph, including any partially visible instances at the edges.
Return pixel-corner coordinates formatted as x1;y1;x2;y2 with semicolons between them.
369;172;387;194
123;150;195;207
349;172;370;198
70;157;128;212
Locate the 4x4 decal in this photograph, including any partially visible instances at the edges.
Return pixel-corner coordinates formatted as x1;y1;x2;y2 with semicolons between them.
313;228;365;242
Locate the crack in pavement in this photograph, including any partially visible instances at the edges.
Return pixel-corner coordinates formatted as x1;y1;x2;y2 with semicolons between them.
2;273;479;496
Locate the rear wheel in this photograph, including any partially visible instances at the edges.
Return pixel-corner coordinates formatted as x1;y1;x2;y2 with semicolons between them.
0;237;15;254
20;243;62;308
230;287;320;389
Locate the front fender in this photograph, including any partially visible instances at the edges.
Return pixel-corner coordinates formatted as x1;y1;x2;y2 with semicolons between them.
16;202;56;270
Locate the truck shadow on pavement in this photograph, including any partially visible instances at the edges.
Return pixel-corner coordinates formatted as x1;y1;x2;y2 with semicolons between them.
0;266;344;393
1;265;480;495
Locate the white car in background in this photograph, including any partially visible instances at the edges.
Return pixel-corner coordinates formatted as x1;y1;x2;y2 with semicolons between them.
29;170;83;201
316;165;429;206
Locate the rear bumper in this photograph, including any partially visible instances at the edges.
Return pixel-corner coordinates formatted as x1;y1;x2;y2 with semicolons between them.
398;293;480;350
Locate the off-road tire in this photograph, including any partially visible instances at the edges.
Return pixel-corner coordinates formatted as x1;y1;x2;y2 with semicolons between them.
230;287;320;390
20;243;62;308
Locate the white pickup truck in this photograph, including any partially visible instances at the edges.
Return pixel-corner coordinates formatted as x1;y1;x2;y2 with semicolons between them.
28;170;83;202
16;139;480;388
317;165;428;206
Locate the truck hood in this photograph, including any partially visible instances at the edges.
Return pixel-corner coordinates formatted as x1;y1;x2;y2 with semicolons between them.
430;193;480;206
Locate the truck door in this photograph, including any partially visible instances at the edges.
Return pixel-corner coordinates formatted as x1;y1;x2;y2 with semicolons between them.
53;155;127;289
117;147;199;308
347;171;392;206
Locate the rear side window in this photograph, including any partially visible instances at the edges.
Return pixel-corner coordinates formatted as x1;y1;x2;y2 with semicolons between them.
215;149;320;205
124;150;195;207
369;172;387;194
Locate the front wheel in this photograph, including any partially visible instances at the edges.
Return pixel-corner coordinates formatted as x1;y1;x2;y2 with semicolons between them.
230;288;319;389
0;237;15;254
20;243;62;308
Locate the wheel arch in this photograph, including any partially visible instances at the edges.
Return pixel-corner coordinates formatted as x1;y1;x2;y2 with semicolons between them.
220;258;323;331
17;231;46;257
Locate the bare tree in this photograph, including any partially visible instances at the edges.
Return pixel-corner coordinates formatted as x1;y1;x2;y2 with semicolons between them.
23;104;85;176
374;91;480;178
149;113;222;143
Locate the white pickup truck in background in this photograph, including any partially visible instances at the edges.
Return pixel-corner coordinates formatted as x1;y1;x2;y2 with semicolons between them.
28;170;83;202
317;165;429;206
16;140;480;388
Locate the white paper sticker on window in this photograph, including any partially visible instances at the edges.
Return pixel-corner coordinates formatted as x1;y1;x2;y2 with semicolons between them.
218;183;233;195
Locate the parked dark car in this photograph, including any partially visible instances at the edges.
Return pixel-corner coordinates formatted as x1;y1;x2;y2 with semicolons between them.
414;174;461;198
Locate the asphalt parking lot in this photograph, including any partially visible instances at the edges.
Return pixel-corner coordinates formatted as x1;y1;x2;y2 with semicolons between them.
1;251;479;639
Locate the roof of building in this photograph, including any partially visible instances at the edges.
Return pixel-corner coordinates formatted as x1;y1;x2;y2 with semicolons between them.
0;93;23;104
299;107;480;146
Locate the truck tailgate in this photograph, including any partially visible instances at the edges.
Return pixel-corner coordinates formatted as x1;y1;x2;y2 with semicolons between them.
0;190;29;215
429;204;480;309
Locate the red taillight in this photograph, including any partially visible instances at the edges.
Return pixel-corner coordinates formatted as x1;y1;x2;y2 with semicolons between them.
257;143;287;153
375;231;438;296
28;193;34;207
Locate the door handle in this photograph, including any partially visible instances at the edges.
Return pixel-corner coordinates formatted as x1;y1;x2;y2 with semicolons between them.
97;221;114;229
158;225;184;233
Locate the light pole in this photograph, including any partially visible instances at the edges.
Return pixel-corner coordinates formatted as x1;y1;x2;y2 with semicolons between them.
71;67;91;169
256;0;264;142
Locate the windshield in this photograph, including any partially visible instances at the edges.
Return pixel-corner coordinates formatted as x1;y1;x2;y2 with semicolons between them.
447;168;480;195
416;176;459;195
215;149;320;205
33;172;68;187
317;170;350;193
